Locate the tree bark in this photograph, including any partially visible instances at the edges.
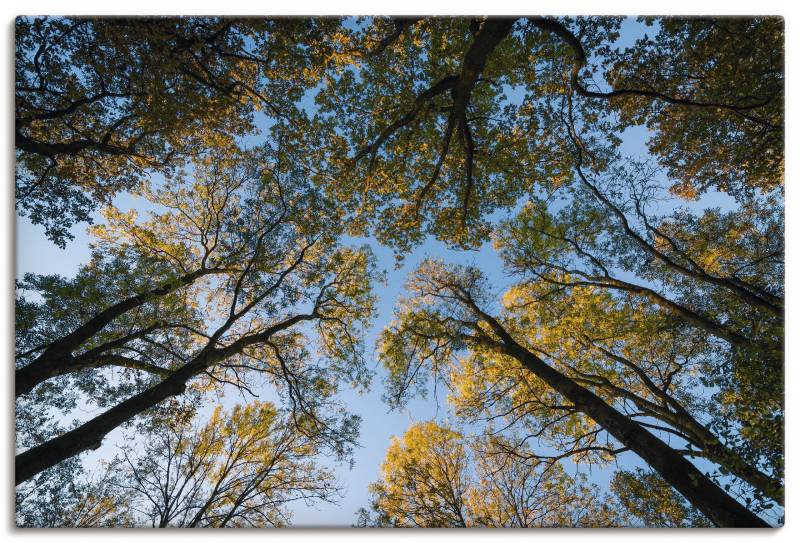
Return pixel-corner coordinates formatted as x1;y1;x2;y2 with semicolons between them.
464;300;769;527
586;342;783;504
16;268;216;397
15;313;314;484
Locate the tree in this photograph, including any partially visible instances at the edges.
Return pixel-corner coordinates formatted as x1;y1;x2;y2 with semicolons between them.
327;17;781;517
377;260;768;526
15;142;378;484
313;16;782;251
15;15;784;528
450;279;781;505
602;17;783;200
366;421;470;527
16;457;134;527
467;436;621;527
112;401;339;527
612;468;712;527
360;421;620;527
491;157;783;503
15;16;349;245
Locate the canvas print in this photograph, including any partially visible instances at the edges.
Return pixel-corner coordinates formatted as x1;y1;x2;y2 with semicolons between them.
14;15;783;528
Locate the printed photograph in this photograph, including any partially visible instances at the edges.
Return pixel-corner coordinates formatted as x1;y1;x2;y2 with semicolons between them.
14;14;784;528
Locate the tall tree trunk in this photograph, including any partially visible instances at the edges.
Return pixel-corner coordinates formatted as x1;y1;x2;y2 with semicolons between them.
15;313;313;484
584;342;783;504
465;302;769;527
16;268;214;397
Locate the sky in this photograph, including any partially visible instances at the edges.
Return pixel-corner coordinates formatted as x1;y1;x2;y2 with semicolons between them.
13;16;768;527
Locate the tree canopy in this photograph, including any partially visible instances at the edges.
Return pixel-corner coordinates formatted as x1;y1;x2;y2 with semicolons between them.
15;17;348;245
15;15;783;528
359;421;621;527
16;138;379;484
311;16;782;252
111;401;340;527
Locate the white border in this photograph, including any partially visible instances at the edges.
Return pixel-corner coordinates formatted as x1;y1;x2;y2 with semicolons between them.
2;1;796;542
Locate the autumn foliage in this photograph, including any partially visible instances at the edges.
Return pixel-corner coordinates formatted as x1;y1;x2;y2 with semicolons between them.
15;16;783;528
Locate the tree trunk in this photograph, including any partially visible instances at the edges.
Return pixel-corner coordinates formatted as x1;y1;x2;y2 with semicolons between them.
15;313;313;484
15;348;217;484
466;303;769;527
502;339;768;526
16;268;212;397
